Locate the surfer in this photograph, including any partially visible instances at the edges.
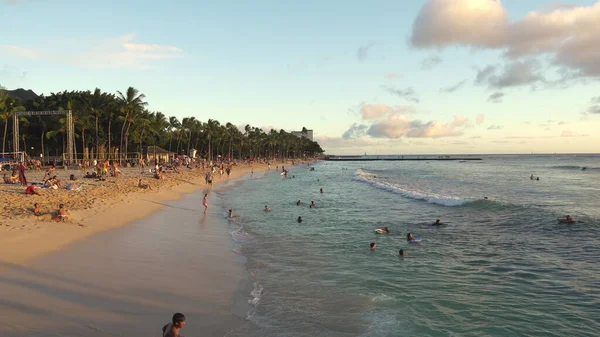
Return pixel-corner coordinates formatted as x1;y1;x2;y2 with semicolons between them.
582;167;587;171
296;200;302;206
399;249;408;257
432;219;442;226
369;242;376;250
162;312;186;337
383;227;390;233
407;233;414;241
297;216;302;223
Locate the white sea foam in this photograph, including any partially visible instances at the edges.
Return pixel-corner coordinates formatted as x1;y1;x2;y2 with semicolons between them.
353;169;473;207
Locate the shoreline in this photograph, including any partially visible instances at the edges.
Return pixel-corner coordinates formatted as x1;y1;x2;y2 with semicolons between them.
0;162;287;336
0;162;272;264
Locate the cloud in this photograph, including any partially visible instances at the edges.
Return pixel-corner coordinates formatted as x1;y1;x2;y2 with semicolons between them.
123;43;182;52
366;114;468;139
342;123;369;139
359;103;417;120
487;125;503;130
357;43;375;62
420;56;442;70
411;0;508;48
587;105;600;114
367;115;412;138
411;0;600;78
591;96;600;104
440;80;467;93
385;72;402;80
487;92;505;103
381;86;420;103
0;34;183;69
475;114;485;125
475;60;545;88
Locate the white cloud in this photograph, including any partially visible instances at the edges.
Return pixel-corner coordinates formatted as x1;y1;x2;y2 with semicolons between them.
488;125;503;130
411;0;508;48
411;0;600;78
0;34;183;69
353;114;469;139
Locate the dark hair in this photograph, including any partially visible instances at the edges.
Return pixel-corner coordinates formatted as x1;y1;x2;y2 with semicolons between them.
370;242;375;248
399;249;404;255
172;312;186;324
59;204;64;208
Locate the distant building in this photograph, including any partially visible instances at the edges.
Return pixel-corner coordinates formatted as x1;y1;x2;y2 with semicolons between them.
291;129;313;141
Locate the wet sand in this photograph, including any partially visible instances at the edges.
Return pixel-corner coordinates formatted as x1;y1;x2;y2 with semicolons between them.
0;171;268;336
0;163;268;263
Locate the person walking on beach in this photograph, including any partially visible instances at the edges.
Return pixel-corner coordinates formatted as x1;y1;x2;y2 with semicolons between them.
162;312;186;337
18;162;27;186
202;194;208;213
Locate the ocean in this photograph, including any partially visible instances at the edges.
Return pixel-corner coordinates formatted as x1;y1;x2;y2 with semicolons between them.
218;154;600;337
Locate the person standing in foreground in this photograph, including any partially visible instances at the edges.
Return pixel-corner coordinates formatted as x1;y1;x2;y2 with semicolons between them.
202;194;208;213
162;312;186;337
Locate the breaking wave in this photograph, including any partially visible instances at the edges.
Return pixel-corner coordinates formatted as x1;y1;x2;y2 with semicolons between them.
353;169;476;207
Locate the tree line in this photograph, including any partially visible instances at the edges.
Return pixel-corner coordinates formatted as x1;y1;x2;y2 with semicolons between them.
0;86;324;161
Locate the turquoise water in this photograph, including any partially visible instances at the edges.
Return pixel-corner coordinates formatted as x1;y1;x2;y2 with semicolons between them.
219;155;600;337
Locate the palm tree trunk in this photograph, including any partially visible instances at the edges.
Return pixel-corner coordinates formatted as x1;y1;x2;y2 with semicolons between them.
95;115;99;159
2;119;8;154
119;111;129;163
82;129;86;160
41;130;45;158
107;118;112;160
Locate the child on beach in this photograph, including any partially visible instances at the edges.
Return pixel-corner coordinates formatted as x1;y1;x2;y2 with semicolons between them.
56;204;68;221
203;194;208;213
33;203;41;216
25;184;41;195
138;179;152;190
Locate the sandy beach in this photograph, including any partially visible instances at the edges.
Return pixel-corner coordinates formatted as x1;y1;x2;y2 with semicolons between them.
0;161;288;336
0;162;271;263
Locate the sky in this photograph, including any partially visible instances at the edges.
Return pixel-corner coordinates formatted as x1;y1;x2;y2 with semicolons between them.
1;0;599;155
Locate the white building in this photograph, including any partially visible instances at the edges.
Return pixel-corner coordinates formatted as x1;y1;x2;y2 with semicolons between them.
291;129;313;141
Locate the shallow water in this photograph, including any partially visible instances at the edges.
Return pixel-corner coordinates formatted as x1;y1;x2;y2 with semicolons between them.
220;155;600;337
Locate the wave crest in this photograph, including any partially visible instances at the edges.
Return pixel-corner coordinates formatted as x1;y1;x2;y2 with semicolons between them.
353;169;475;207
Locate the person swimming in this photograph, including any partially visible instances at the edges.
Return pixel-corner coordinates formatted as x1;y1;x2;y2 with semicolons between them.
406;233;414;241
309;201;316;208
559;215;576;223
297;216;302;223
296;200;301;206
432;219;442;226
264;205;271;212
369;242;376;250
399;249;408;257
383;227;390;233
228;209;234;218
320;188;323;193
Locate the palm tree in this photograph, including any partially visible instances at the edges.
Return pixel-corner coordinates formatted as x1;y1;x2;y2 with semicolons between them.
117;87;147;162
0;94;25;154
167;116;180;153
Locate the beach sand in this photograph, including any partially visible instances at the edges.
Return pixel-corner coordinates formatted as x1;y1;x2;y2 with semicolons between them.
0;163;268;263
0;161;287;336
